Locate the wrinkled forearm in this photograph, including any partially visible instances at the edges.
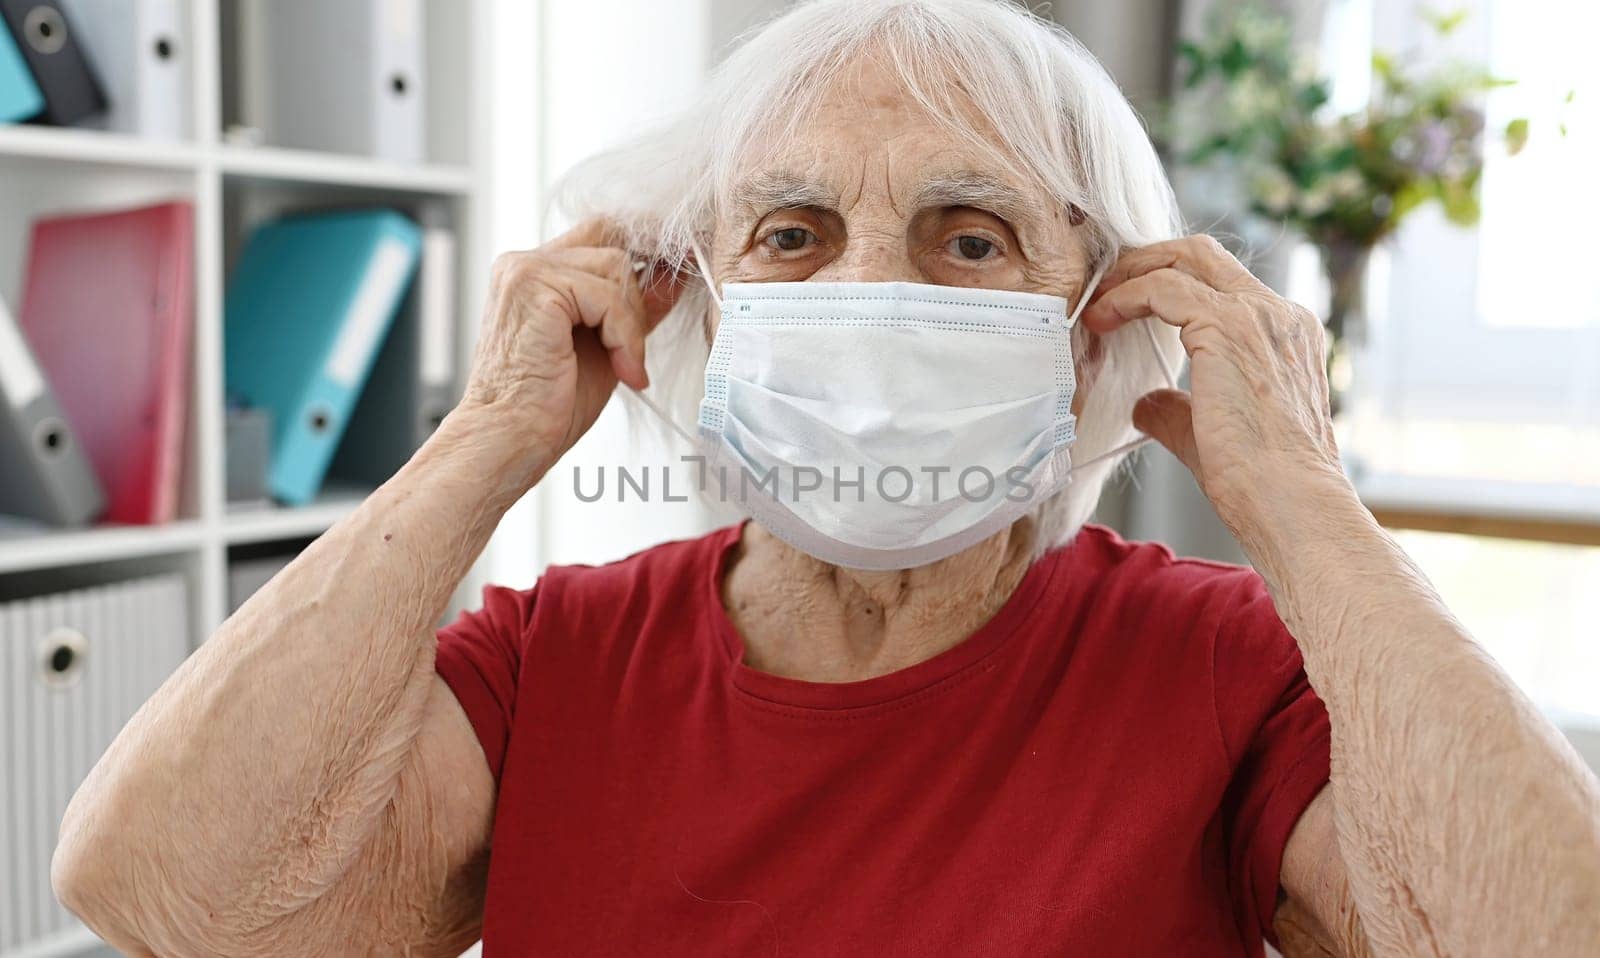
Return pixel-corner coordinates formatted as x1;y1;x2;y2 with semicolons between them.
1238;472;1600;956
53;405;543;954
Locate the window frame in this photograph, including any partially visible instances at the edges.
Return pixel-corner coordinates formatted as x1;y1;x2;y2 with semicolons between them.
1331;0;1600;499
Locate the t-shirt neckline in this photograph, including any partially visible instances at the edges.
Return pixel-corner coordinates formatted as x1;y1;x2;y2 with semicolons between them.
703;520;1061;712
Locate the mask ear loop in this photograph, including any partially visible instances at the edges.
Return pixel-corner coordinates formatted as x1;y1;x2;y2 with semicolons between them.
1064;261;1108;328
691;238;723;310
620;239;723;450
1065;270;1185;475
628;382;702;450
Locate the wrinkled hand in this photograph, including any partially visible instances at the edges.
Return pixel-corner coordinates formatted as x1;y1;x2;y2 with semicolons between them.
1079;235;1348;537
458;219;684;473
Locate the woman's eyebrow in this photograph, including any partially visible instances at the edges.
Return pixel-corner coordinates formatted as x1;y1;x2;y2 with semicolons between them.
914;171;1042;234
734;171;841;217
731;169;1044;235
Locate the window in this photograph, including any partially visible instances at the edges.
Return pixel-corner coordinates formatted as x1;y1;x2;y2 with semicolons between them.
1474;0;1599;334
1392;531;1600;716
1328;0;1600;494
1311;0;1600;720
486;0;725;580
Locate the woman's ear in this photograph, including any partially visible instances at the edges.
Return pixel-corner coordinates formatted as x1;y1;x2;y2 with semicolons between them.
638;259;690;331
1070;327;1107;417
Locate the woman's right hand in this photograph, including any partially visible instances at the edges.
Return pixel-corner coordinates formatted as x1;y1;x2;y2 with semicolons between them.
457;218;686;480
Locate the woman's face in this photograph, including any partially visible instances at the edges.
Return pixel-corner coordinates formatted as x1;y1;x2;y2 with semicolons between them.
709;58;1095;316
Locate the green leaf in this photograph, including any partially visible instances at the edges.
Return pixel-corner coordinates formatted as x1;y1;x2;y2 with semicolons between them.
1423;7;1470;35
1218;37;1252;78
1504;117;1529;155
1438;177;1481;225
1372;51;1396;82
1443;193;1480;226
1295;81;1331;112
1390;180;1435;224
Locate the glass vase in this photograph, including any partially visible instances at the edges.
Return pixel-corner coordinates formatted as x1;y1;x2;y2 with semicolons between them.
1318;238;1374;420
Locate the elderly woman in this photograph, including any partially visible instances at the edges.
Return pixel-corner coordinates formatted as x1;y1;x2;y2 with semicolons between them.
52;1;1599;955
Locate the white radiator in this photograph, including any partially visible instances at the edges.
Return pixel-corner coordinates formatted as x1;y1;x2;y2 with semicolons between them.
1;573;189;955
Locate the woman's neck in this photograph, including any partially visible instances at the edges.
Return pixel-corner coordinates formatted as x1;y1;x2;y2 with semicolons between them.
720;520;1038;683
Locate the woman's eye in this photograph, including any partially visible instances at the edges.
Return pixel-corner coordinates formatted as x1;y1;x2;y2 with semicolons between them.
952;235;996;261
766;228;814;252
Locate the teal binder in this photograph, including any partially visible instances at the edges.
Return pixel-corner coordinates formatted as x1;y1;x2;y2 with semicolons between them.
224;209;422;506
0;17;42;123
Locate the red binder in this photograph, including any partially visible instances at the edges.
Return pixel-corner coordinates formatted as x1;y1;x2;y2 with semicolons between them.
19;201;194;526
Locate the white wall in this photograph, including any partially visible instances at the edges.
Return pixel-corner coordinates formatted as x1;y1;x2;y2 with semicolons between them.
484;0;794;585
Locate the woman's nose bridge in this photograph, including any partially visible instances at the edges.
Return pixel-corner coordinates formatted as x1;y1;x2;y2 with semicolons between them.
817;233;919;283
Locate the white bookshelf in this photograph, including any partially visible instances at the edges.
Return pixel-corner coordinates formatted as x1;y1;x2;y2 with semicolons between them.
0;3;495;955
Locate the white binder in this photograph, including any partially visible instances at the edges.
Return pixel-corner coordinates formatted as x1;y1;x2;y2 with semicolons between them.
1;574;189;954
329;226;457;485
418;228;458;433
0;295;106;527
61;0;188;140
239;0;425;162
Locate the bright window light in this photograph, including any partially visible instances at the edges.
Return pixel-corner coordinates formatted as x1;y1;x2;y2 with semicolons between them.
1393;530;1600;716
1476;0;1600;330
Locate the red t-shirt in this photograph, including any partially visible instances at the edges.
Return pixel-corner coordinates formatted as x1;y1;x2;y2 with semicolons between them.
435;522;1331;956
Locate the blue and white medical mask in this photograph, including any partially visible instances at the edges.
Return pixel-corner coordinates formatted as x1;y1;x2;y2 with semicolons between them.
632;244;1177;571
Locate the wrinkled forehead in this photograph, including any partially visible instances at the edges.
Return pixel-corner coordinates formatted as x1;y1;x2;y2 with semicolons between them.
727;162;1053;238
718;56;1063;238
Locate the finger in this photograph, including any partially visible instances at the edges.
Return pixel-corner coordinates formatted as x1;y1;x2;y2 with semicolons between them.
565;269;651;390
607;271;652;387
548;248;685;331
490;248;618;307
536;267;651;389
1092;235;1262;302
543;246;630;276
1131;388;1202;476
1079;267;1220;335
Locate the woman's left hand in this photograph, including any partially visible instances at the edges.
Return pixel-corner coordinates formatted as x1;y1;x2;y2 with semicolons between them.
1078;235;1350;539
1083;239;1600;958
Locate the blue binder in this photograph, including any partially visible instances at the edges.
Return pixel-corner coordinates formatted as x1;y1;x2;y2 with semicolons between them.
225;210;421;505
0;17;42;123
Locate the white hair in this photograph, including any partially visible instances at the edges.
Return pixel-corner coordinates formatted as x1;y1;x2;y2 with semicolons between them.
552;0;1186;554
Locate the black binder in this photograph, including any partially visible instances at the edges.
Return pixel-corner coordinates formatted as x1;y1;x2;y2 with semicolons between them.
0;0;103;125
